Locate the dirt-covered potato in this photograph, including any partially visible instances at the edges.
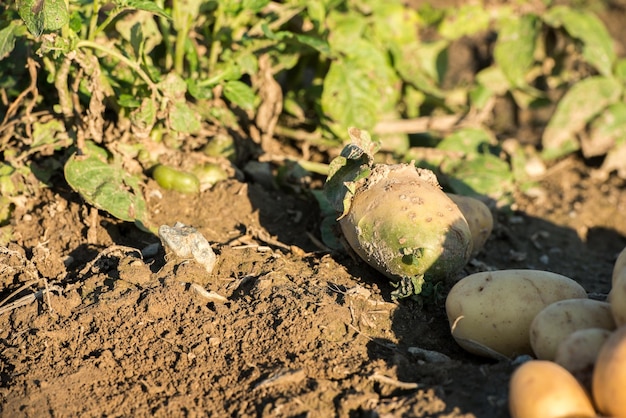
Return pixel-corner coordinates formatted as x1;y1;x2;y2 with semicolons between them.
530;299;615;361
554;328;611;391
593;326;626;418
446;194;493;256
339;164;472;284
509;360;596;418
324;128;473;298
445;270;587;359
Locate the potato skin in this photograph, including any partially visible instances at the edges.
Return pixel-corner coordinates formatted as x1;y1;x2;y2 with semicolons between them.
446;194;493;256
593;326;626;418
613;246;626;285
446;270;587;359
509;360;596;418
530;299;615;361
554;328;611;391
340;164;472;283
610;257;626;326
153;164;200;194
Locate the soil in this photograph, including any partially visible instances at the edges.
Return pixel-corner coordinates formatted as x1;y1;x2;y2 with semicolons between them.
2;4;626;418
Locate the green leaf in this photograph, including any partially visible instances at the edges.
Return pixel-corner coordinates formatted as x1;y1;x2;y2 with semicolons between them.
321;40;399;136
494;14;540;88
18;0;69;36
0;24;17;60
31;119;65;148
242;0;271;13
170;102;201;133
542;76;622;160
64;142;150;229
585;103;626;158
126;0;171;20
223;80;256;110
543;6;615;76
436;128;514;201
438;5;490;40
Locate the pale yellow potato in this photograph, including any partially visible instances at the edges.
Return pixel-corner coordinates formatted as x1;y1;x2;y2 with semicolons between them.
446;194;493;256
610;265;626;326
530;299;615;361
593;326;626;418
509;360;596;418
554;328;611;391
446;270;587;359
612;246;626;285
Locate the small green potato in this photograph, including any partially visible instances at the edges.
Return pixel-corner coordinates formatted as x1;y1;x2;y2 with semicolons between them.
446;270;587;359
530;299;616;361
554;328;611;391
152;164;200;194
446;194;493;256
593;326;626;418
509;360;596;418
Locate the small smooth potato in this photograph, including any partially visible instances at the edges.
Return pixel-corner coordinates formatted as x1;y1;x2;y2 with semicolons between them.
530;299;615;361
446;270;587;359
593;326;626;418
446;194;493;256
509;360;596;418
611;264;626;327
554;328;611;391
612;246;626;285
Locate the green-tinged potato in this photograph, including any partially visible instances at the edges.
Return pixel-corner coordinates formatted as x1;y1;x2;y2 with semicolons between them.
610;267;626;326
446;270;587;359
509;360;596;418
554;328;612;391
593;326;626;418
153;164;200;194
340;164;472;284
446;194;493;256
613;247;626;285
530;299;615;361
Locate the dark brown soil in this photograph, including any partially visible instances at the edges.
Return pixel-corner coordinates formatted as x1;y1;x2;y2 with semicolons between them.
1;153;625;417
2;3;626;417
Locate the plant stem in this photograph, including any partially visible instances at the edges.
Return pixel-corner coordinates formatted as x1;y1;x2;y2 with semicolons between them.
207;3;224;73
87;0;100;41
76;40;159;95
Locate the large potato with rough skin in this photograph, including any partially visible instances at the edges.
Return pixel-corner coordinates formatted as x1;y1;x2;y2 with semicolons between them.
446;194;493;256
446;270;587;359
530;299;615;361
509;360;596;418
340;164;472;284
593;326;626;418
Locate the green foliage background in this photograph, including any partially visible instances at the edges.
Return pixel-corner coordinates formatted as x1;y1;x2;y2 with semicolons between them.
0;0;625;237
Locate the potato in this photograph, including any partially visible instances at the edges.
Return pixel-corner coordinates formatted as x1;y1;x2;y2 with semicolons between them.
554;328;611;391
153;164;200;194
610;267;626;326
447;194;493;256
593;326;626;418
530;299;615;361
612;246;626;285
446;270;587;359
509;360;596;418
